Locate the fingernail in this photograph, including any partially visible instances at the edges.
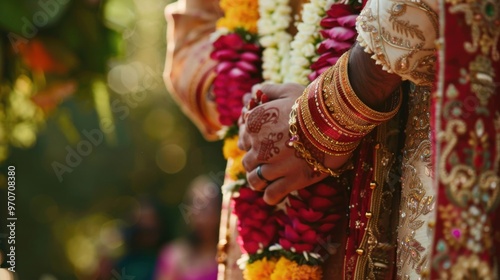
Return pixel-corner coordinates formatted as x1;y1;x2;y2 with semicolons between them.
261;93;269;104
255;90;263;102
248;99;257;110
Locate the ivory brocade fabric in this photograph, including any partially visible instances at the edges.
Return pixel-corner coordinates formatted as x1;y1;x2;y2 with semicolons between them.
164;0;223;140
164;0;500;278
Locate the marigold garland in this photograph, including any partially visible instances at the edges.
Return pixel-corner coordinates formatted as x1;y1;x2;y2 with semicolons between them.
222;136;244;160
217;0;260;33
243;257;277;280
270;256;322;280
213;0;366;278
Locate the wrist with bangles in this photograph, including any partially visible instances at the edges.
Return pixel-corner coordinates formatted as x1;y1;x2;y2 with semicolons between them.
287;50;402;176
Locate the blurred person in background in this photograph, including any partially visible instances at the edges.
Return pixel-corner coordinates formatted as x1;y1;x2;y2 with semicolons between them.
107;198;170;280
154;176;220;280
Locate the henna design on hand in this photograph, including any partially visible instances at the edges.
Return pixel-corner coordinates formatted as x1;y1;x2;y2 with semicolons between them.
246;106;280;133
257;132;284;161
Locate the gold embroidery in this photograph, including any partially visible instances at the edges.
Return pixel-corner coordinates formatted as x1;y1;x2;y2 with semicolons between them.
438;205;467;250
449;254;494;280
356;0;438;86
446;0;500;60
469;55;496;109
495;112;500;172
439;119;500;212
397;85;435;279
389;3;425;41
354;117;402;280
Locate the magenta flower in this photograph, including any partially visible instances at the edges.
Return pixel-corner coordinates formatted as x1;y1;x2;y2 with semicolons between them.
233;186;279;254
277;178;345;255
309;3;360;81
210;34;263;126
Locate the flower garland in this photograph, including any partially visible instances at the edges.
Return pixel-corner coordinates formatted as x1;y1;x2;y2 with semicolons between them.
257;0;293;83
212;1;282;278
309;3;361;80
211;0;263;127
212;0;365;279
284;0;336;85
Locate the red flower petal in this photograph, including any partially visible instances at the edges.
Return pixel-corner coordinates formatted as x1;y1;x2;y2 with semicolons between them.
302;230;317;244
292;218;312;233
320;27;357;41
284;225;301;242
308;196;333;211
317;223;336;233
293;243;315;253
241;51;261;62
280;238;292;250
289;197;307;209
236;60;259;73
337;15;358;28
298;208;323;223
211;49;239;61
312;183;339;196
321;213;342;223
317;39;352;53
243;241;260;254
216;61;234;74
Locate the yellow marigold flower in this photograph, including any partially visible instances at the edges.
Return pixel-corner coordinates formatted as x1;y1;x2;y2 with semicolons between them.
243;257;277;280
223;136;245;160
217;0;259;33
228;154;245;180
270;257;322;280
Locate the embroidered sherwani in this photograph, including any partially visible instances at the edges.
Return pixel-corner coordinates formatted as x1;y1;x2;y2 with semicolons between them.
164;0;500;278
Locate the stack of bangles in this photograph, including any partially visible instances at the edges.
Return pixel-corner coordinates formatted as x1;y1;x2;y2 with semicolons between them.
288;50;402;176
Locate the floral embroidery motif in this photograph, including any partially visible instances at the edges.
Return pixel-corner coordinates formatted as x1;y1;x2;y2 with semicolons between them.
447;0;500;61
439;119;500;213
469;55;496;108
397;85;435;279
356;0;438;86
449;254;494;280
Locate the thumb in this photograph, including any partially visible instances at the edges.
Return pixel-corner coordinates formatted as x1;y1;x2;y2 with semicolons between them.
259;83;305;100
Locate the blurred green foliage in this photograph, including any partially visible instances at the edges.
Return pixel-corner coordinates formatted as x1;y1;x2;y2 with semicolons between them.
0;0;226;279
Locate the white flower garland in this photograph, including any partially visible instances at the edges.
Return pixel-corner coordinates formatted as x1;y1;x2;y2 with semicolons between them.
283;0;335;85
258;0;293;83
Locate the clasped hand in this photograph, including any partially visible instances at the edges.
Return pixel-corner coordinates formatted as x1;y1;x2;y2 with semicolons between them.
237;83;329;205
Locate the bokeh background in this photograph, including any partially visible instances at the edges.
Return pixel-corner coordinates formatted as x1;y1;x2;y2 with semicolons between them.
0;0;226;279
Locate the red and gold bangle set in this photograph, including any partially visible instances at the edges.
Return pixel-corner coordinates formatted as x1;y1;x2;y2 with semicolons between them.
289;50;402;175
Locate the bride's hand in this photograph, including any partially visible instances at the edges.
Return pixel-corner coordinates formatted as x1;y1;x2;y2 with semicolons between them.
238;83;329;205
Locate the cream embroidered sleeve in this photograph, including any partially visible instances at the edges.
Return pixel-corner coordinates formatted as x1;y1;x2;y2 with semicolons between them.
356;0;438;86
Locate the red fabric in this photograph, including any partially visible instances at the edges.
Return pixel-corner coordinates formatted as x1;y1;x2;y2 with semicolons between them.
430;1;500;278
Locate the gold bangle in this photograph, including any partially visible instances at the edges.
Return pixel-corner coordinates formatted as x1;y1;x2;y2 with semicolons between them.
288;101;354;176
298;86;361;155
308;75;367;139
337;50;402;123
299;96;359;155
322;67;376;134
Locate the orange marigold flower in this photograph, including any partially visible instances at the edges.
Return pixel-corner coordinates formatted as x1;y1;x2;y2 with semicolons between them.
270;257;322;280
227;154;245;180
223;136;245;160
243;257;277;280
217;0;259;33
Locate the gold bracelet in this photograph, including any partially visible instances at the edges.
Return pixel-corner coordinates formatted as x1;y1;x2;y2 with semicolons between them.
321;67;376;134
288;101;354;176
298;88;361;155
337;50;402;123
307;75;367;139
299;95;359;155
